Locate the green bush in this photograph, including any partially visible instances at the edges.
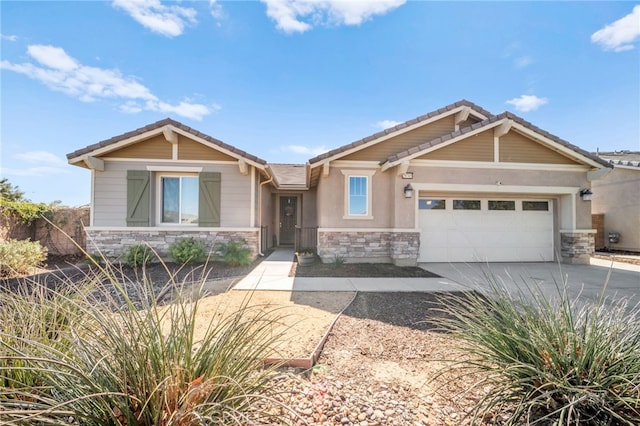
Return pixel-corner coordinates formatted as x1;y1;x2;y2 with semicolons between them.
169;237;207;265
0;238;47;276
124;244;155;267
0;258;289;425
436;273;640;425
217;240;252;267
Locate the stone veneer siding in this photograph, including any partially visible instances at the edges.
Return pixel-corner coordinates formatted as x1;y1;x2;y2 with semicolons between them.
318;231;419;266
560;231;595;265
85;229;259;260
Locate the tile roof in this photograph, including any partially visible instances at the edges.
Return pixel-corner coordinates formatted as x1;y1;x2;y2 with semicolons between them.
268;163;308;187
66;118;267;165
307;99;492;165
384;111;612;169
595;151;640;168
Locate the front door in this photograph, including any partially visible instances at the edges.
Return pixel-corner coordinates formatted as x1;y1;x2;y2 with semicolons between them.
279;196;297;245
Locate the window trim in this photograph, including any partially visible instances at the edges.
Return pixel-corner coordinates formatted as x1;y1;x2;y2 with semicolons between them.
155;172;199;226
341;169;375;220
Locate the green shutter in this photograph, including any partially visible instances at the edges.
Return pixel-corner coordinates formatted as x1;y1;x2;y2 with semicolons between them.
126;170;150;227
199;172;221;227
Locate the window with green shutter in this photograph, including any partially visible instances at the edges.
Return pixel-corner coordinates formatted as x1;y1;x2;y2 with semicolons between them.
126;170;150;226
199;172;221;227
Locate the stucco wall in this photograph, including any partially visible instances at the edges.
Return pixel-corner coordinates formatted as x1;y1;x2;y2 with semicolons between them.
316;164;592;230
592;167;640;252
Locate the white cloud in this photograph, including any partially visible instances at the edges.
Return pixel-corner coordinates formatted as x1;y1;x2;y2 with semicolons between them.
1;44;212;120
261;0;406;33
209;0;223;19
591;5;640;52
14;151;67;166
506;95;548;112
27;45;79;71
375;119;402;129
503;42;533;68
112;0;197;37
1;33;18;41
281;144;328;156
514;55;533;69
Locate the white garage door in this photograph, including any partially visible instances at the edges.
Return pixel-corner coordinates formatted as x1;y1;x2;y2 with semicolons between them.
418;198;554;262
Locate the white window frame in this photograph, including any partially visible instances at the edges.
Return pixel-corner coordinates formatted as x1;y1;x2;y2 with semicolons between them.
156;172;199;226
341;169;375;220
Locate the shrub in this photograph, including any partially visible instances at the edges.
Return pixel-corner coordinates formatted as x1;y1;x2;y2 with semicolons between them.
0;258;290;424
170;237;206;265
0;238;47;276
435;273;640;425
217;240;252;267
124;244;155;267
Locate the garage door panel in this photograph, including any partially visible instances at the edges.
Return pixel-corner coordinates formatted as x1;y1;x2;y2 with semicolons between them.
419;198;554;262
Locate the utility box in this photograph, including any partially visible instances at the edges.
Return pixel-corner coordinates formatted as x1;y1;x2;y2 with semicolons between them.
608;232;620;244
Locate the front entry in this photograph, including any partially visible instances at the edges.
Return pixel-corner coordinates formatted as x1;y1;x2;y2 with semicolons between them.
279;196;297;245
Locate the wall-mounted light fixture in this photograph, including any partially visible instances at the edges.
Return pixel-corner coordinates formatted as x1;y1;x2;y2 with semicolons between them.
404;184;414;198
579;188;593;201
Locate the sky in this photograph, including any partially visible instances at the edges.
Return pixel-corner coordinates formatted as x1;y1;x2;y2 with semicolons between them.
1;1;639;206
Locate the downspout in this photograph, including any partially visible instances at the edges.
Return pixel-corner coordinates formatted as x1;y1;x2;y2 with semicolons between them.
257;174;274;256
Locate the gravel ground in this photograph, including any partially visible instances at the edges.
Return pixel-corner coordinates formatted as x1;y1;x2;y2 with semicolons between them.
257;292;493;426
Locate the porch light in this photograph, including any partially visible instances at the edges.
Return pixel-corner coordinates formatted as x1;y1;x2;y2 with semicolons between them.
579;188;593;201
404;184;414;198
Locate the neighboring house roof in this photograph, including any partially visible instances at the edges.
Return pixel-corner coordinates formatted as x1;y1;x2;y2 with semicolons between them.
382;111;612;170
595;151;640;169
308;99;492;166
268;163;308;189
66;118;267;167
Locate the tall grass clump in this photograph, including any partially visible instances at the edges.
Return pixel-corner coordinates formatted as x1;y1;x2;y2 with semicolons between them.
436;270;640;425
0;257;291;425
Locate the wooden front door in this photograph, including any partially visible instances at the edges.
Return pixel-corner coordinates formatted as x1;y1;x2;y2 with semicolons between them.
279;196;297;245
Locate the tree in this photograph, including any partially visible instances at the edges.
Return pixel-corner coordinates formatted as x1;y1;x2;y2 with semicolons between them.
0;178;26;202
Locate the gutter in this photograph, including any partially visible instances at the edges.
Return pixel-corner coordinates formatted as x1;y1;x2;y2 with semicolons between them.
257;175;274;256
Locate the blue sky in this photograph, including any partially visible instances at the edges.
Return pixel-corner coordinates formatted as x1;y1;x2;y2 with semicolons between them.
1;1;639;206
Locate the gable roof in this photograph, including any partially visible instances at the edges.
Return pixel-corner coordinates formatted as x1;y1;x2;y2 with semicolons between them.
268;163;308;189
381;111;612;170
67;118;267;167
308;99;492;166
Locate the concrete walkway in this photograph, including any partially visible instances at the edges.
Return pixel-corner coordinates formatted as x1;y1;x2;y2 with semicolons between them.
233;248;640;301
232;248;459;292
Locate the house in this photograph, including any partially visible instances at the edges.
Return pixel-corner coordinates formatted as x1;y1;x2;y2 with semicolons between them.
67;100;612;265
591;151;640;253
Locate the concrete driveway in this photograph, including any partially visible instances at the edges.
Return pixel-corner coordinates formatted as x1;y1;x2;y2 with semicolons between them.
420;258;640;303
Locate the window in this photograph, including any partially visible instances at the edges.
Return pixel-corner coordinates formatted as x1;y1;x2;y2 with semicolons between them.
419;199;446;210
453;199;481;210
348;176;368;216
342;170;375;219
488;200;516;211
523;201;549;211
160;176;198;224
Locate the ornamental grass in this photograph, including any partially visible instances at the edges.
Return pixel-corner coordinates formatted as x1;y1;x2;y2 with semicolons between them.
436;268;640;425
0;256;292;425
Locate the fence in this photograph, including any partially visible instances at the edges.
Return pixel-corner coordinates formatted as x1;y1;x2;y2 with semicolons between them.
0;207;89;256
260;225;269;253
294;226;318;252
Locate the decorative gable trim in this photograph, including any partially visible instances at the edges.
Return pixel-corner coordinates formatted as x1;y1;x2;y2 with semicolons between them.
67;118;267;172
382;113;611;171
308;99;490;167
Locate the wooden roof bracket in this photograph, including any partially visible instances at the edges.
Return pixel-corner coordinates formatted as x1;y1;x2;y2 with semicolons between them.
83;155;104;171
397;161;410;176
238;158;248;175
494;119;513;138
322;161;330;177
